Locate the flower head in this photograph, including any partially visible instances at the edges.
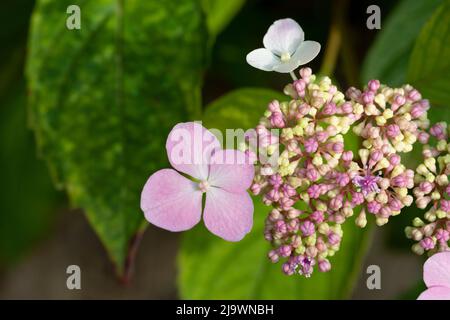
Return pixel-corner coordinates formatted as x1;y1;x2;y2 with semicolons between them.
246;18;321;73
418;252;450;300
247;69;354;277
141;122;255;241
406;122;450;254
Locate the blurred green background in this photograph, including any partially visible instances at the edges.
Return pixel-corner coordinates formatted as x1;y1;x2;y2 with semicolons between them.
0;0;448;299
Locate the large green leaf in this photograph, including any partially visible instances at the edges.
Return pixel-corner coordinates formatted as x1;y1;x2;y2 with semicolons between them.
361;0;443;86
407;0;450;110
201;0;245;40
26;0;207;274
178;88;371;299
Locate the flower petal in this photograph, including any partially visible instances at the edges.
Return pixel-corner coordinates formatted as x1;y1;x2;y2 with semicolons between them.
166;122;221;180
263;18;304;56
141;169;202;232
417;286;450;300
246;48;279;71
272;40;321;73
208;149;255;193
424;251;450;288
203;188;253;241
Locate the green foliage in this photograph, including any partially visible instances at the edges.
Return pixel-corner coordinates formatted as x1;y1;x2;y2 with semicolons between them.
0;85;61;265
202;0;245;41
361;0;443;86
202;87;285;132
26;0;208;274
178;88;371;299
408;0;450;111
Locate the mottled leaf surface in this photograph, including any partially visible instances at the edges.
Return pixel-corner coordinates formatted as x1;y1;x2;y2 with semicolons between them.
27;0;207;273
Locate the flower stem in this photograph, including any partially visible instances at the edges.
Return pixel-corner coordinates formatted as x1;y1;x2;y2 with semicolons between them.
290;71;298;81
319;0;349;76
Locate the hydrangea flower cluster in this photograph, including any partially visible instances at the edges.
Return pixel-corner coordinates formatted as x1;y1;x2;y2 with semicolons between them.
247;69;421;277
249;68;355;276
406;122;450;255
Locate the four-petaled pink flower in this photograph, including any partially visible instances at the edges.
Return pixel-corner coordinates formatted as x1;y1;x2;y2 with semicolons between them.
418;252;450;300
140;122;255;241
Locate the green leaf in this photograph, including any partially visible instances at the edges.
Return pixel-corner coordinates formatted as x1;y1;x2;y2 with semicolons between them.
202;87;285;131
361;0;443;86
0;84;61;265
26;0;207;274
407;0;450;111
178;88;372;299
201;0;245;40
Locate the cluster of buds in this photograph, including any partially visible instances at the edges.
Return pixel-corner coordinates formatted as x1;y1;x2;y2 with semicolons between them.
248;69;421;277
248;68;356;277
406;122;450;255
346;81;429;153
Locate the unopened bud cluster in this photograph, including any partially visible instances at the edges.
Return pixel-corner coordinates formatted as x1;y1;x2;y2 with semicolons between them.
406;123;450;255
246;69;431;277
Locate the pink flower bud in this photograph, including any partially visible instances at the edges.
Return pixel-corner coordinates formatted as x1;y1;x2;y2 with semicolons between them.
316;131;329;143
294;79;306;93
411;104;425;118
310;210;324;223
388;198;402;211
386;124;401;138
418;131;430;144
341;102;353;114
268;100;280;112
250;183;261;195
332;142;344;153
342;151;353;162
441;199;450;212
420;237;435;250
379;207;392;218
297;103;310;116
394;94;406;106
322;102;337;115
274;220;287;234
391;174;408;188
368;79;380;92
367;201;381;214
370;150;383;162
279;245;292;257
419;181;433;194
308;185;321;199
301;220;315;236
407;89;421;101
300;67;312;79
270;112;285;128
362;91;374;104
282;262;294;275
430;123;446;140
304;138;319;153
328;232;341;245
388;154;401;166
306;168;319;181
269;174;282;188
268;250;279;263
318;259;331;272
436;229;450;243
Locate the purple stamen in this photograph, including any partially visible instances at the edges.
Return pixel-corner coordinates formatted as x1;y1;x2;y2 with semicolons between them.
352;173;380;197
